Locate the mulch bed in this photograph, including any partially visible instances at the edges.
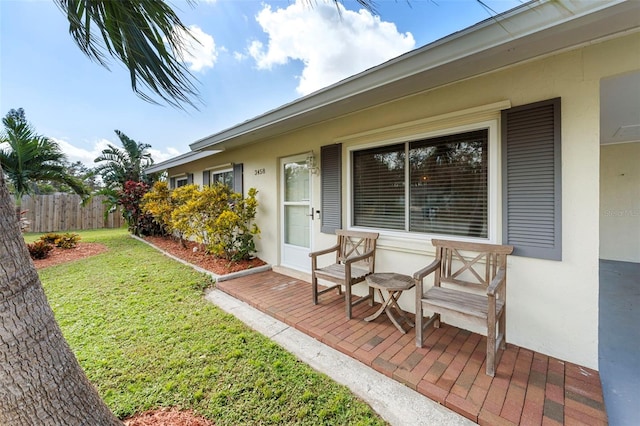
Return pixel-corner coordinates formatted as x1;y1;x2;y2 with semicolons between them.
123;408;214;426
32;242;108;269
143;235;266;275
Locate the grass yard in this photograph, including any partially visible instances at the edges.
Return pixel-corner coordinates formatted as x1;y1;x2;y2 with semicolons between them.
34;229;384;425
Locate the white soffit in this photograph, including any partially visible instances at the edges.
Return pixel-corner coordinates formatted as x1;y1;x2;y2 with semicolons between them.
190;0;638;152
601;71;640;145
145;150;222;173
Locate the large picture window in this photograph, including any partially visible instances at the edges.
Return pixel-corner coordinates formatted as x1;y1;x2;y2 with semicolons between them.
352;129;488;238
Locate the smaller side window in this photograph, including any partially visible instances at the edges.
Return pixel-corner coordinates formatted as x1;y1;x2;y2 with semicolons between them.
211;169;234;188
176;177;188;188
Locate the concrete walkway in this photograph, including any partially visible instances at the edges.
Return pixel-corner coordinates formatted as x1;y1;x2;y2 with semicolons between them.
205;289;474;426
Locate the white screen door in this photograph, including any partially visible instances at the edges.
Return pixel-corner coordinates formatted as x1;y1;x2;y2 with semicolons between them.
281;155;312;271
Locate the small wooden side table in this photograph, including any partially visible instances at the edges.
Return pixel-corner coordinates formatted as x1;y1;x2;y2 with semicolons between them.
365;273;415;334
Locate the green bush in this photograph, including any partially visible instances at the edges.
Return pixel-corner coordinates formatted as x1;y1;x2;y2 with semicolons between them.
141;181;173;235
143;182;261;262
55;233;81;249
170;183;231;248
208;188;260;261
27;240;54;259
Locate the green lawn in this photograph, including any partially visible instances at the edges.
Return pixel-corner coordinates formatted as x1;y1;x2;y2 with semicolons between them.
34;229;384;425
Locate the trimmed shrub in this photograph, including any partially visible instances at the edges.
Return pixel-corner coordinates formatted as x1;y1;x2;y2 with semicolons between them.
208;187;260;261
141;181;173;235
143;182;261;261
28;240;53;259
119;180;163;236
55;233;81;249
40;233;63;244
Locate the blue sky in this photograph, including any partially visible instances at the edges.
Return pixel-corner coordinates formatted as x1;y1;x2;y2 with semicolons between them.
0;0;522;166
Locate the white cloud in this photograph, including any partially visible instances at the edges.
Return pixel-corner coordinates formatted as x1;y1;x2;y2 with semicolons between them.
249;0;415;95
233;51;248;62
173;25;218;73
147;147;182;164
52;137;111;167
50;137;182;168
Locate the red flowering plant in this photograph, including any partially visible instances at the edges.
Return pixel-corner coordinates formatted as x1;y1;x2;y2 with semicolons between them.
118;180;163;236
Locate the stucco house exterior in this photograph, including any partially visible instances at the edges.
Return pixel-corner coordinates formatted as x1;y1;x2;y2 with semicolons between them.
146;0;640;371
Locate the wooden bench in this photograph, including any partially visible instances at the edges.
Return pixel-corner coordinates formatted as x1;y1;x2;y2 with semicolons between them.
310;230;379;319
414;239;513;376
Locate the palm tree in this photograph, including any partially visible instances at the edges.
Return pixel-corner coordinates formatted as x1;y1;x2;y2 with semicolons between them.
0;166;122;425
0;108;88;221
94;130;155;189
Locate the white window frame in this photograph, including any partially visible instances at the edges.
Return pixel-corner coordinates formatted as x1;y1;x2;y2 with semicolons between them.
346;120;499;244
204;163;234;188
175;176;188;188
211;168;233;187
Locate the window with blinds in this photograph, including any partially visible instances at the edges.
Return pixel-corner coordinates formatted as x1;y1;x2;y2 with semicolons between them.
353;144;406;230
352;129;488;238
212;169;234;188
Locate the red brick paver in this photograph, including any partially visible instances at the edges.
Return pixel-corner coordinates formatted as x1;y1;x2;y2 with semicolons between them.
216;271;607;425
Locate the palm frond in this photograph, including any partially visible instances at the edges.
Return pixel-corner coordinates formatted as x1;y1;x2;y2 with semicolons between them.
54;0;200;109
1;110;88;200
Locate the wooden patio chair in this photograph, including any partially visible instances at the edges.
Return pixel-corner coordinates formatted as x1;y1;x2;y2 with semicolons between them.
309;229;379;319
414;239;513;376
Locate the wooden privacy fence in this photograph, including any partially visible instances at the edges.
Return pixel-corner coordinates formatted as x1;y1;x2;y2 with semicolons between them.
20;194;124;233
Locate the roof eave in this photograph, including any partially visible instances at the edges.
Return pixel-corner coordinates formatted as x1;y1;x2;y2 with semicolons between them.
145;150;222;174
189;0;636;152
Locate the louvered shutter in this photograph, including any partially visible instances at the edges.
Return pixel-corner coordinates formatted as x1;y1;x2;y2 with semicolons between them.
187;173;194;185
321;144;342;234
233;163;243;195
203;170;210;186
170;177;176;189
502;98;562;260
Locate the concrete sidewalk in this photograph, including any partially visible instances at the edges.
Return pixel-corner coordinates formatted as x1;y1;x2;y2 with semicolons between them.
205;288;473;426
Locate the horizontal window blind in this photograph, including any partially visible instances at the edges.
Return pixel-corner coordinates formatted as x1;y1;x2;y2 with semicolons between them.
351;130;488;237
409;130;488;237
352;144;405;230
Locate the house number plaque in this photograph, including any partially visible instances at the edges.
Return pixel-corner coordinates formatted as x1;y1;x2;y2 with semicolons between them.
254;168;266;176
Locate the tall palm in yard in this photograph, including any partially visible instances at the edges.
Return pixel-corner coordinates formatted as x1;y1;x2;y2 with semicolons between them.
0;171;121;426
0;108;88;221
94;130;155;189
0;1;199;424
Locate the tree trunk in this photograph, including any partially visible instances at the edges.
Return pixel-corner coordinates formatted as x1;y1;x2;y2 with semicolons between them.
0;166;122;425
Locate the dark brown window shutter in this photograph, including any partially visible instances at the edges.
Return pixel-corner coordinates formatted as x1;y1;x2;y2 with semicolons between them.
233;163;243;195
169;177;176;189
321;144;342;234
502;98;562;260
203;170;210;186
187;173;194;185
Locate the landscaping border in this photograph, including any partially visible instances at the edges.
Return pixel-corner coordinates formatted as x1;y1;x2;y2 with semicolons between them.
130;235;272;282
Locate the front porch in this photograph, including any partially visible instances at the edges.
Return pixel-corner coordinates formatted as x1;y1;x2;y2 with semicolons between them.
216;270;607;425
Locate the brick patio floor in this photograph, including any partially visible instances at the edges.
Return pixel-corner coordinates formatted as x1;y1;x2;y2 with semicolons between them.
216;270;607;425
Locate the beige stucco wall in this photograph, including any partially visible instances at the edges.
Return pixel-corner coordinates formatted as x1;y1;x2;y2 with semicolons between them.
166;31;640;369
600;142;640;262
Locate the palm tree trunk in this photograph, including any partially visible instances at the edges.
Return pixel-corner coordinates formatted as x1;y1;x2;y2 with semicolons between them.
0;166;121;425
